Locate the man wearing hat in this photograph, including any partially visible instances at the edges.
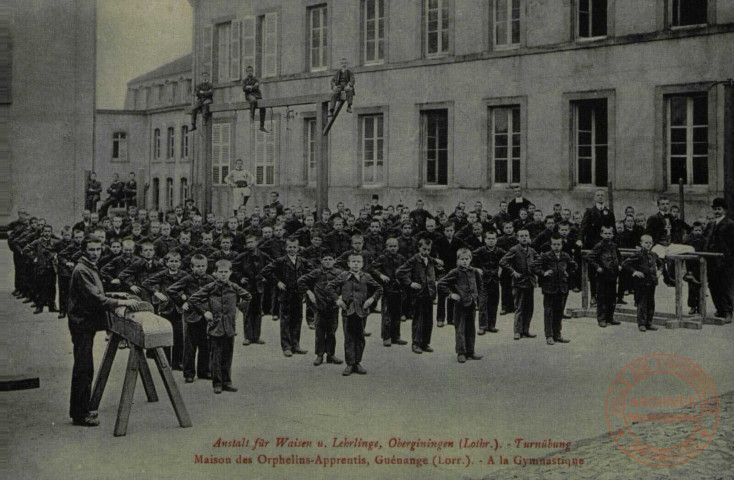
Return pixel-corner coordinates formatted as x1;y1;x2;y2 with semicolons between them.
705;198;734;323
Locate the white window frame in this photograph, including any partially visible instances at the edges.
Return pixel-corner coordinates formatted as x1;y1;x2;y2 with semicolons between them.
667;94;708;186
363;0;386;65
216;22;232;82
670;0;708;28
573;101;608;187
308;5;328;72
360;114;385;185
421;109;449;186
489;106;521;185
494;0;521;49
211;123;231;186
425;0;450;57
576;0;608;39
112;132;128;161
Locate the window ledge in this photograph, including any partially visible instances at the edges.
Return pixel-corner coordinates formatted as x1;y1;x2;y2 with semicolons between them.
359;184;386;189
575;35;608;43
670;24;708;31
494;44;521;51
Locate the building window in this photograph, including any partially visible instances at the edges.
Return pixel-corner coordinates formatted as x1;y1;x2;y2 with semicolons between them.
215;22;241;82
308;5;328;72
489;106;521;185
212;123;231;185
167;127;175;159
166;178;175;209
112;132;128;161
156;85;164;104
305;118;317;185
577;0;607;38
360;114;385;185
152;178;160;211
573;99;608;186
180;178;189;202
494;0;520;48
667;93;708;185
243;14;280;79
425;0;449;57
153;128;161;159
421;109;448;186
362;0;385;65
256;120;277;186
170;82;179;103
671;0;707;27
181;125;189;158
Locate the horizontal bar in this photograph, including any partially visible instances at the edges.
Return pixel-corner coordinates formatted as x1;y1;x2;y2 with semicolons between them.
186;94;332;114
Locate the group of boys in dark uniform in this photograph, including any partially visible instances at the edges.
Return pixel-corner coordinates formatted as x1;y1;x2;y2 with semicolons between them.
7;190;733;378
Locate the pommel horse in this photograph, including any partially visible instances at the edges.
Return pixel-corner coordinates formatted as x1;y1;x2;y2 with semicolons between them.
89;294;192;436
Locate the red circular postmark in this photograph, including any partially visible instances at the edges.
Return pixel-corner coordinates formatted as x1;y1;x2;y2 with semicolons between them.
605;353;719;467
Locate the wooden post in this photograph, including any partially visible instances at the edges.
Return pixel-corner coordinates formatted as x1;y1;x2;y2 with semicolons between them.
89;333;121;411
674;258;683;322
315;101;330;215
607;181;614;216
153;348;192;428
678;178;685;222
699;257;708;319
114;346;141;437
203;122;213;214
137;353;159;403
581;255;589;310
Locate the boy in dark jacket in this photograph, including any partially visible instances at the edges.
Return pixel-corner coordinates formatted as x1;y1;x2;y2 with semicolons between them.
396;238;438;354
298;252;344;366
141;251;188;369
234;235;272;345
497;221;519;315
188;259;251;394
684;222;706;314
262;237;311;357
329;57;355;115
472;230;506;335
371;237;407;347
326;253;383;376
242;65;267;132
119;242;163;302
622;235;662;332
499;229;538;340
586;225;621;328
532;235;577;345
167;254;214;382
437;248;484;363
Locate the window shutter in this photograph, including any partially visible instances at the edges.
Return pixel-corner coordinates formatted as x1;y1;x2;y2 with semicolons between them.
256;117;278;185
263;13;278;78
201;25;213;79
242;17;256;76
230;20;242;81
212;124;222;184
222;124;231;179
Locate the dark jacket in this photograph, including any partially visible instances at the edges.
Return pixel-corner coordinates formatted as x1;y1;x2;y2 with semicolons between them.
68;256;121;334
508;197;532;220
262;255;311;302
119;257;164;299
154;236;179;259
471;246;506;284
100;253;139;284
188;280;251;337
166;272;215;323
22;237;58;275
324;229;352;257
233;249;272;293
242;75;262;99
141;269;188;316
499;244;538;289
106;181;125;202
57;241;84;277
531;251;577;295
437;266;484;307
580;205;616;248
371;252;407;294
705;216;734;269
586;239;621;279
396;254;438;299
363;232;385;255
331;68;355;90
298;266;344;312
326;271;383;318
622;250;661;287
646;212;675;246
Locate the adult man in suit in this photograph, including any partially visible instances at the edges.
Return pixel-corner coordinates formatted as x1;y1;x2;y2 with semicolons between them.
507;185;533;220
705;198;734;323
578;189;616;304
